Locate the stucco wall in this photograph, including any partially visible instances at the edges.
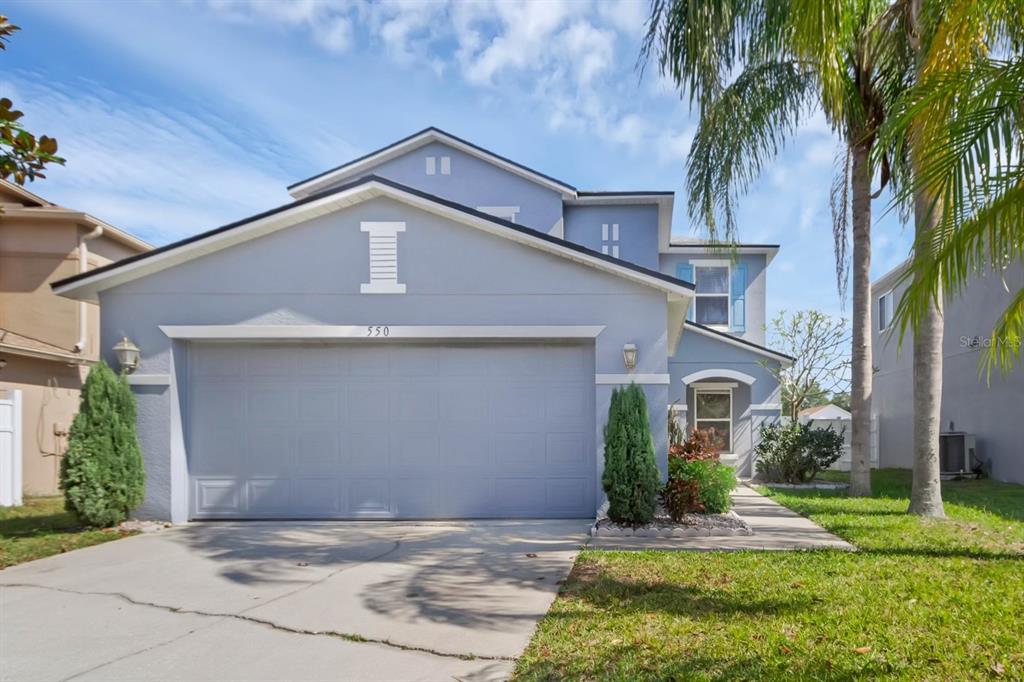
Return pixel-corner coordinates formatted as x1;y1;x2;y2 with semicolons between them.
322;141;565;234
872;261;1024;484
660;252;769;345
99;196;673;519
563;204;660;271
669;328;782;476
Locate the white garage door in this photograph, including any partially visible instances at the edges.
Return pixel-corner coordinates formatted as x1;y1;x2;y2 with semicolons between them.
188;342;596;519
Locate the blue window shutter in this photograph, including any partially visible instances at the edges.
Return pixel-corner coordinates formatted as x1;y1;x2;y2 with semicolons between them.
677;263;695;322
731;263;747;332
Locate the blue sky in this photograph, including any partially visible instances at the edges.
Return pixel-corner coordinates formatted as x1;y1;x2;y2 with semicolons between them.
3;0;913;320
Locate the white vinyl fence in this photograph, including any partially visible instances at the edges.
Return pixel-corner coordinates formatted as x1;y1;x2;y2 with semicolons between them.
806;416;879;471
0;389;23;507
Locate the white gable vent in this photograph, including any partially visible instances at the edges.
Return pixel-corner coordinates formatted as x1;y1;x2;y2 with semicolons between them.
360;221;406;294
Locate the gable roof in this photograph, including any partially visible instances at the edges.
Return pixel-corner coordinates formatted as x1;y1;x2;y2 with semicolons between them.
52;174;694;302
288;127;577;199
683;321;795;365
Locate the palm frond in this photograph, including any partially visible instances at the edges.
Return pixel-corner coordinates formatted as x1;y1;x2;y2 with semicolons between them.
685;60;819;241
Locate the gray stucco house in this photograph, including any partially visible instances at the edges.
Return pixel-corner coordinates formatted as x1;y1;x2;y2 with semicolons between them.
872;259;1024;484
53;128;791;522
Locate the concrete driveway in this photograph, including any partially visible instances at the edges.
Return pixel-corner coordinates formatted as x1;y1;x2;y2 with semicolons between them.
0;520;589;681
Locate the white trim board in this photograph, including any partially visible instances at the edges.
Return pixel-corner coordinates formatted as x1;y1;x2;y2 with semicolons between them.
595;373;670;385
681;368;757;385
54;179;694;305
126;373;171;386
160;325;607;340
749;403;782;411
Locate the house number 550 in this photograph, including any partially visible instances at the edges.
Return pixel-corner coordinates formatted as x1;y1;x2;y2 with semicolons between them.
366;326;390;337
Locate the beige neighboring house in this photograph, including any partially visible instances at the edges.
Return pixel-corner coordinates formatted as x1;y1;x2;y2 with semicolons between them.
0;179;150;496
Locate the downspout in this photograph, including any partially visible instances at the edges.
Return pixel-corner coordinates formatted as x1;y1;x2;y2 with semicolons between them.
74;224;104;353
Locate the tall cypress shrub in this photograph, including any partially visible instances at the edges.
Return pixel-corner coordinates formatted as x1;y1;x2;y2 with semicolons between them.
61;360;145;526
602;383;660;524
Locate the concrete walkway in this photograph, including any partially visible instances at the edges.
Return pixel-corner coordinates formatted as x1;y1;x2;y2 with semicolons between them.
588;484;855;551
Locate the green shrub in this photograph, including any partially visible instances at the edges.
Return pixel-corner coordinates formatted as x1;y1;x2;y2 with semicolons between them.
602;384;660;525
754;420;845;483
60;360;145;527
663;429;736;518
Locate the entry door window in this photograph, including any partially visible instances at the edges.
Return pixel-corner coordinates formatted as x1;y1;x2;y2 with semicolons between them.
695;265;730;328
694;389;732;453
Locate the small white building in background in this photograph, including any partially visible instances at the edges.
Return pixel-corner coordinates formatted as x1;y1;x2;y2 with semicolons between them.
797;403;877;472
798;404;851;423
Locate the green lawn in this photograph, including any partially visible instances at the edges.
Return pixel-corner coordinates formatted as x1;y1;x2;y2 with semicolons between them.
0;497;134;569
514;470;1024;681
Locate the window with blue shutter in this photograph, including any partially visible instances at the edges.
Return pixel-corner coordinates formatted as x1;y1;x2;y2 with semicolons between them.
677;263;695;322
730;263;747;333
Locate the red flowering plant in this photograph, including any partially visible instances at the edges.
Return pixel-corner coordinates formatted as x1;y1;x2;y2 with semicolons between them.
662;427;735;519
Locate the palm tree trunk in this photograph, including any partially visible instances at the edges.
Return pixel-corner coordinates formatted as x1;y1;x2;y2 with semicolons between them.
908;191;946;517
849;138;873;497
907;0;946;518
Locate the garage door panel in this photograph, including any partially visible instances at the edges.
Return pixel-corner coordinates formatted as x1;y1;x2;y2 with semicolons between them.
345;432;388;474
294;432;338;475
189;343;595;519
393;384;439;421
438;383;489;422
297;388;341;423
348;478;390;515
191;429;242;475
442;431;490;471
347;383;389;422
494;433;544;474
493;478;546;513
546;479;589;514
442;477;497;517
391;478;438;517
248;390;295;423
546;386;589;421
247;432;290;476
292;478;340;513
194;479;242;515
546;433;587;473
391;431;439;473
247;478;291;512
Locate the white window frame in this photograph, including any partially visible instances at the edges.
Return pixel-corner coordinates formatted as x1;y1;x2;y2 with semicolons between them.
425;156;436;175
693;386;733;454
440;156;451;175
878;289;894;332
694;260;731;330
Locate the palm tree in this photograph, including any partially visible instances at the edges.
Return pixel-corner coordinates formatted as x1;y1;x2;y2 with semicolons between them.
642;0;913;497
880;0;1022;516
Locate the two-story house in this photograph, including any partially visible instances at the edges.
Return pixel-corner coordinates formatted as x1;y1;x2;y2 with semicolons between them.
52;128;789;523
872;259;1024;484
1;179;150;498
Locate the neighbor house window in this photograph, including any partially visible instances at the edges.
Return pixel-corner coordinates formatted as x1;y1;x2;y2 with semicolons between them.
878;289;894;331
694;389;732;453
695;263;730;328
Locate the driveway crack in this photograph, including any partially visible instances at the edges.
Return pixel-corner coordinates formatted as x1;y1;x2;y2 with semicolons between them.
1;577;512;659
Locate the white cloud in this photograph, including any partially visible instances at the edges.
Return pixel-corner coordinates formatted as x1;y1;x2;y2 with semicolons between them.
3;77;292;244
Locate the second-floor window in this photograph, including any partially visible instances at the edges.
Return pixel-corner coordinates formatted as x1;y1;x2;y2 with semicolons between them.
601;223;619;258
695;263;730;328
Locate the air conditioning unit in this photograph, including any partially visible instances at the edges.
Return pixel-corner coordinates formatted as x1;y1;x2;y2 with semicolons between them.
939;432;977;476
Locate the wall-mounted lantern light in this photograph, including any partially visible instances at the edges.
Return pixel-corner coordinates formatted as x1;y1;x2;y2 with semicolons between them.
113;336;140;374
622;343;638;371
0;357;7;371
